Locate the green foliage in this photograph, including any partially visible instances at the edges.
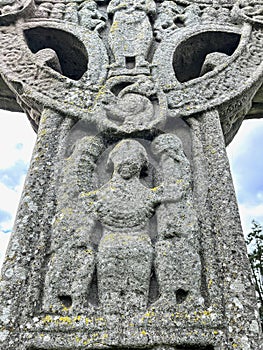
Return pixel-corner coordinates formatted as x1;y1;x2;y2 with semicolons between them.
246;220;263;324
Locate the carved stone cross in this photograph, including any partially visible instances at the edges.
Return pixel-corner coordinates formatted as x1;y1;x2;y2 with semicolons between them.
0;0;262;349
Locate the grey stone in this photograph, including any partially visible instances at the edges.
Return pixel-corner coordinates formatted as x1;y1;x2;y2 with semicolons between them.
0;0;262;349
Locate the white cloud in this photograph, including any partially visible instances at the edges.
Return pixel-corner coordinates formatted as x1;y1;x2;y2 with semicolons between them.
0;111;36;269
0;180;25;218
239;203;263;235
0;111;35;169
227;119;263;235
227;119;263;160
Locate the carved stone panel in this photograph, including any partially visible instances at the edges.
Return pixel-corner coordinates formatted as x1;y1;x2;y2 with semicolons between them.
0;1;262;349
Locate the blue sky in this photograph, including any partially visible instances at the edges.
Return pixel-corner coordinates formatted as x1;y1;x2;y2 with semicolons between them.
0;111;263;267
0;111;36;267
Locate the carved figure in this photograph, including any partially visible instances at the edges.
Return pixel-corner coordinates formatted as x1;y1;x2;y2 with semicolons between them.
107;0;156;72
176;4;201;27
152;134;201;305
0;0;33;22
81;139;159;313
0;0;16;14
64;2;78;23
154;1;182;41
0;0;23;14
79;0;106;31
201;6;230;24
104;93;155;131
200;52;229;76
89;76;167;133
36;2;55;19
42;136;105;313
201;6;218;24
34;48;62;74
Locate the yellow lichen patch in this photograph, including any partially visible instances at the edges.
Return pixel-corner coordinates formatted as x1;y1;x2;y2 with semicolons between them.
39;129;47;137
141;330;147;336
80;190;97;198
63;306;71;312
203;310;211;316
144;310;155;318
151;186;159;192
61;207;73;216
102;233;115;242
208;279;213;289
42;315;53;324
213;330;219;335
206;145;217;154
5;254;17;262
85;249;93;255
110;21;119;33
95;85;107;102
85;317;92;325
165;84;173;90
232;344;238;348
41;114;47;124
59;316;72;324
101;333;108;339
73;316;82;322
140;311;154;323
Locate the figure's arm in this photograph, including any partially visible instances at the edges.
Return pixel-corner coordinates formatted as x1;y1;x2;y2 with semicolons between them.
94;19;106;31
79;190;97;215
151;183;181;205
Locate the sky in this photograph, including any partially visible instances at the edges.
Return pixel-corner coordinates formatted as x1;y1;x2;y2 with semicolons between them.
0;111;263;268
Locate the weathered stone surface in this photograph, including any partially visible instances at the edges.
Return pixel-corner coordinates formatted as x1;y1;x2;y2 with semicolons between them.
0;1;262;349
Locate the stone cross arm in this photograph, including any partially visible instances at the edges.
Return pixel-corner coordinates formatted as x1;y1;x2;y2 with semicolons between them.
246;83;263;119
1;75;262;130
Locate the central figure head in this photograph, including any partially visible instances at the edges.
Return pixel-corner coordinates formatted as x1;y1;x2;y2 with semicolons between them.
108;139;148;180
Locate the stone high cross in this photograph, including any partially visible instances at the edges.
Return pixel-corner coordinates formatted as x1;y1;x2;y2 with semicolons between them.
0;0;262;349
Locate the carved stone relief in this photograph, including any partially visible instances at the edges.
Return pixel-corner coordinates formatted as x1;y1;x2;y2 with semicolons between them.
0;0;262;349
108;0;156;75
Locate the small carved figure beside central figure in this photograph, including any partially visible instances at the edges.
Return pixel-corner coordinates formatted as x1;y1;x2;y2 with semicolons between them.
107;0;156;75
152;134;202;307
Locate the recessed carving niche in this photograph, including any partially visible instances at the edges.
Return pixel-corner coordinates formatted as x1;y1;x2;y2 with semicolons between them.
24;27;88;80
173;31;241;82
